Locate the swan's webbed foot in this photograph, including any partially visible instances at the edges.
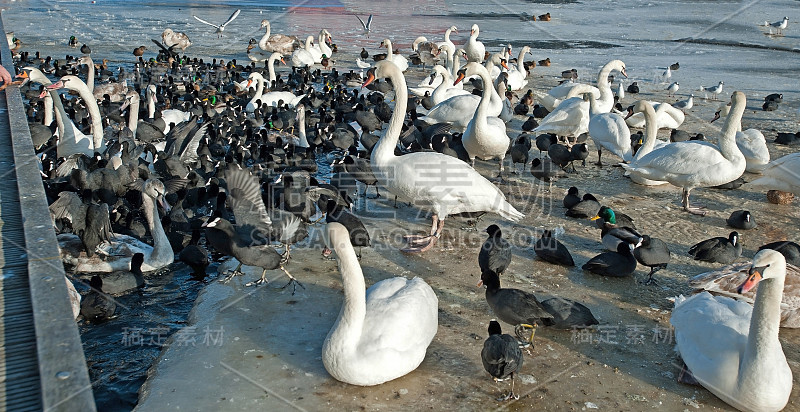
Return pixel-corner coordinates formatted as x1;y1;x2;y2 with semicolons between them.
401;234;438;253
496;392;519;402
684;206;707;216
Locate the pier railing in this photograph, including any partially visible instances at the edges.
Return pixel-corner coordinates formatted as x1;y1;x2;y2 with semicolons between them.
0;13;96;412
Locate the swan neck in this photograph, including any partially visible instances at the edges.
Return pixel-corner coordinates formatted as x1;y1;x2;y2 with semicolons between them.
718;95;745;160
636;103;659;160
147;88;156;118
595;64;614;111
516;49;527;73
128;98;139;136
297;109;308;148
259;23;270;50
328;236;367;350
384;40;393;60
740;270;785;386
43;93;54;126
72;78;105;150
249;75;266;108
371;66;407;165
142;193;170;263
267;56;277;83
475;69;494;125
86;60;95;91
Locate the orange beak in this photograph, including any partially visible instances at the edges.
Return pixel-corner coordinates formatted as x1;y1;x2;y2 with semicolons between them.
280;58;285;65
453;71;465;86
361;70;376;89
477;280;483;287
246;79;253;88
501;60;509;70
738;267;764;294
621;68;628;78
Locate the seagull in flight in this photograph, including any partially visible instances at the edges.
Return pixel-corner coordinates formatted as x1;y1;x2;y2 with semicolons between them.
354;14;373;37
193;9;241;37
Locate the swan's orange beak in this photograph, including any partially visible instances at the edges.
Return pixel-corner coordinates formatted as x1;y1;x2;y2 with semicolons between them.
361;69;376;89
624;107;635;120
738;267;765;293
453;71;465;86
501;60;509;70
620;67;628;78
280;58;285;65
477;279;483;287
15;71;28;79
246;79;253;88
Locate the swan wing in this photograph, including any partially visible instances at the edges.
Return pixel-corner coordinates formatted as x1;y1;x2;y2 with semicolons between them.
362;277;438;354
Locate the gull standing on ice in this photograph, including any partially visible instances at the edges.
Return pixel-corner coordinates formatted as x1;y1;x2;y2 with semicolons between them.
193;9;241;37
355;14;373;37
673;94;693;111
666;82;679;97
763;16;789;35
700;81;724;100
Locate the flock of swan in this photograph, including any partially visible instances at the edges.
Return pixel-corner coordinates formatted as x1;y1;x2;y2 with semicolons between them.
8;10;799;410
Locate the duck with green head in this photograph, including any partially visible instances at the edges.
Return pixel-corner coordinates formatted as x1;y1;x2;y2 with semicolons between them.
591;206;642;251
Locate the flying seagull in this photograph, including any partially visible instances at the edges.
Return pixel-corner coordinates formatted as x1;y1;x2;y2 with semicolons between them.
354;14;373;37
193;9;241;37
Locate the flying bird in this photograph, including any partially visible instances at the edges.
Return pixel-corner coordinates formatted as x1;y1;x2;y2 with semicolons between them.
354;14;373;37
193;9;241;37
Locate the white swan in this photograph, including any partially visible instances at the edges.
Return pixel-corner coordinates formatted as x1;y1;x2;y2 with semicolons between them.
379;39;408;72
322;222;438;386
421;64;503;132
77;55;128;102
291;36;316;67
48;75;106;153
145;85;190;134
505;46;531;91
364;61;524;252
621;92;747;215
747;153;800;195
435;25;457;58
429;65;470;105
461;63;511;174
245;71;305;112
625;101;685;129
670;249;793;412
464;24;485;63
59;179;174;273
21;67;93;158
258;20;300;55
533;89;590;140
536;60;626;112
587;92;632;164
625;100;669;186
308;29;332;63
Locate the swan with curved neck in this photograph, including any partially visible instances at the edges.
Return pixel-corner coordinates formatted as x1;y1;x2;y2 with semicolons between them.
622;92;747;215
505;46;531;91
671;249;793;412
309;29;332;63
119;90;140;136
624;100;667;185
59;179;174;273
48;75;106;153
430;65;469;105
537;60;626;112
459;63;511;174
625;100;685;129
379;39;408;72
465;24;485;63
245;71;305;112
291;36;316;67
363;61;524;253
20;67;91;157
258;20;299;54
436;25;457;56
78;55;128;102
322;222;438;386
